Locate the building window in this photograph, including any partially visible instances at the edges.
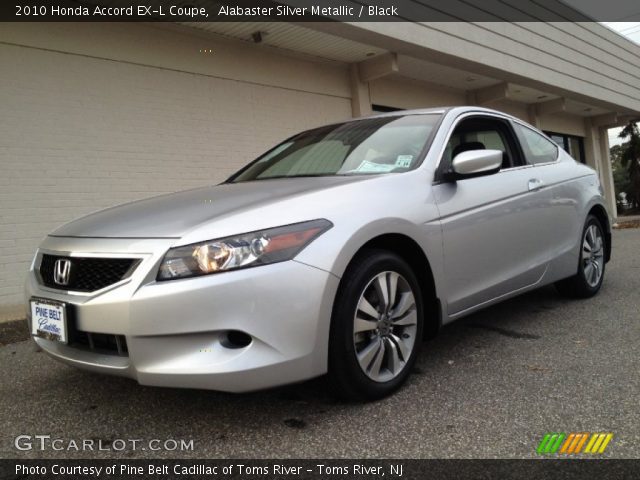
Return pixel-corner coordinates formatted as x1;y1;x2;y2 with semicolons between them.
544;131;585;163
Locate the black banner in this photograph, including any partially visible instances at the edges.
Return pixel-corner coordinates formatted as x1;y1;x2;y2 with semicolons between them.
2;459;640;480
2;0;640;22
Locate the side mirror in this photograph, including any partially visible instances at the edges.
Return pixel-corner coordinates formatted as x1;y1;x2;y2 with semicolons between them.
449;149;503;179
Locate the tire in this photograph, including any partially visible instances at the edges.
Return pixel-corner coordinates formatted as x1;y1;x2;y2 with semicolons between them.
328;249;424;401
555;214;606;298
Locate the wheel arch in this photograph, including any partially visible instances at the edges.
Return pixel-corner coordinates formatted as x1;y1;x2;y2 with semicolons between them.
588;204;611;262
344;233;441;339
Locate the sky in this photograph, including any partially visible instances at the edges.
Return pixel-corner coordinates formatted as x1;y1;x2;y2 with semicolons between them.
601;22;640;146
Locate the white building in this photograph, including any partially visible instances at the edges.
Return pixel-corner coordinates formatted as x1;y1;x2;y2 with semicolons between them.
1;18;639;317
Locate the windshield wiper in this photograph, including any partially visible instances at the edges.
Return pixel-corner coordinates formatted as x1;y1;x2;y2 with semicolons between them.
235;174;344;182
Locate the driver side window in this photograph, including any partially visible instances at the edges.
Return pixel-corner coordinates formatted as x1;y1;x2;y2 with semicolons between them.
442;117;519;173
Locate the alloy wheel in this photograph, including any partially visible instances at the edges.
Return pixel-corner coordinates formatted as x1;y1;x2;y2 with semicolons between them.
353;271;418;383
582;224;604;287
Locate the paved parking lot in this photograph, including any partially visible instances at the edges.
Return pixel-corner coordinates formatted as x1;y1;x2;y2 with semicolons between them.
1;229;638;459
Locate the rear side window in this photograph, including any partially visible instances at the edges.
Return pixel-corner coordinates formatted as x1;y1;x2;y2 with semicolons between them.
514;123;558;165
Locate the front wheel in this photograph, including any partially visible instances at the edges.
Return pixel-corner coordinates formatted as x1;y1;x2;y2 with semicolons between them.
328;250;423;401
555;214;606;298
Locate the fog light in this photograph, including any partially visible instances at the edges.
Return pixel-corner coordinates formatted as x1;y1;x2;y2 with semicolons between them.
221;330;252;349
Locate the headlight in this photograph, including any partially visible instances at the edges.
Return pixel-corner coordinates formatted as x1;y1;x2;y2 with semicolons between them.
157;219;332;280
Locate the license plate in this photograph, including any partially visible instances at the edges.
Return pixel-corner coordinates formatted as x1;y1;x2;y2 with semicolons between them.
30;298;67;343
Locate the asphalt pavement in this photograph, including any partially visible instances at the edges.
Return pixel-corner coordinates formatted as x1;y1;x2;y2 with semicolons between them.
1;229;638;459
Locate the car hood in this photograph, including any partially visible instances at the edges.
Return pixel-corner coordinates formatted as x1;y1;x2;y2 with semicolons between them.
50;176;373;239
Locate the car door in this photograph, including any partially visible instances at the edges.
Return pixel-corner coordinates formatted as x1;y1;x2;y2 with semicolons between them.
512;121;583;266
432;114;552;317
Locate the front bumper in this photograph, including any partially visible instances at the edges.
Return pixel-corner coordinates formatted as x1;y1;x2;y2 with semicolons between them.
26;236;339;392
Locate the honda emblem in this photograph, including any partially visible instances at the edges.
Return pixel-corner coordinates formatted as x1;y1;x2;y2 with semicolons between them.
53;259;72;286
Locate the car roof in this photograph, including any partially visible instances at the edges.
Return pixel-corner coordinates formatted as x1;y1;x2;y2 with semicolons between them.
300;106;528;137
358;106;515;120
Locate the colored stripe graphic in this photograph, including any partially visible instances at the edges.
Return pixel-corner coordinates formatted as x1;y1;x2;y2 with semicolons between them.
538;433;613;454
598;434;614;453
560;433;575;453
585;433;614;454
537;434;552;454
585;434;599;453
574;433;589;453
549;433;565;453
544;434;558;453
561;433;579;453
537;433;565;454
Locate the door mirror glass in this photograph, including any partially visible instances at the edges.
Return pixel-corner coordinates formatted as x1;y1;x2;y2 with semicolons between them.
451;149;503;178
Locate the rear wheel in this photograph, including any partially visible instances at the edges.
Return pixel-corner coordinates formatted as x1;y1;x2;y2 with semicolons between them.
328;250;423;401
555;215;606;298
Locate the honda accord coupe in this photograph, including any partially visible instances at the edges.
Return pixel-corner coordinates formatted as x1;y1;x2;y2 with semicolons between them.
27;106;611;400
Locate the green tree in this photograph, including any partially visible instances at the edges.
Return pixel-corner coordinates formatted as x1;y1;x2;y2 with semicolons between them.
617;122;640;210
610;144;631;203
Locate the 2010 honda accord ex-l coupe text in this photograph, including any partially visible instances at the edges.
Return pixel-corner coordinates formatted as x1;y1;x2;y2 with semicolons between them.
27;107;611;400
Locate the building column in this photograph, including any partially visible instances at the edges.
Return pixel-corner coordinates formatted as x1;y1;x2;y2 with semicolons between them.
349;53;398;118
584;117;617;219
583;118;600;172
527;105;540;129
349;64;371;118
598;127;617;219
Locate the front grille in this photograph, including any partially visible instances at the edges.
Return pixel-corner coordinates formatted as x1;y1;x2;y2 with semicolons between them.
39;254;138;292
71;330;129;356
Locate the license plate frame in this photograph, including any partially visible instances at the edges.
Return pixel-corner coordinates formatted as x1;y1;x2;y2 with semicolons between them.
30;297;68;344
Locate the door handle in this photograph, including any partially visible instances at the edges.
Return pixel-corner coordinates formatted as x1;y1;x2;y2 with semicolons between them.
528;178;544;191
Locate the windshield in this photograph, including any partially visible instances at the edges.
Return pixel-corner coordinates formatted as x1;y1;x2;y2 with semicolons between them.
229;114;441;182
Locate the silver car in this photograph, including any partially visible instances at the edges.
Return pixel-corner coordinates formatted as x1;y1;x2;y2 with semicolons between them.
26;107;611;400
